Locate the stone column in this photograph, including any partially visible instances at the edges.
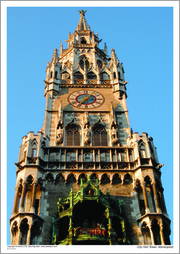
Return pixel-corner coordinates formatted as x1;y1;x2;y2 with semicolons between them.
31;183;38;213
26;224;31;245
149;225;155;245
125;149;129;162
39;187;45;218
142;182;150;214
19;182;27;213
12;186;19;214
152;182;161;214
160;224;165;245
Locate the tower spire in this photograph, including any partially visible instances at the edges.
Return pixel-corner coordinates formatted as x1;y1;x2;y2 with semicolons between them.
76;10;89;31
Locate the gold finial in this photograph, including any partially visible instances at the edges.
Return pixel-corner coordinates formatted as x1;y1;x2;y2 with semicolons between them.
78;10;87;16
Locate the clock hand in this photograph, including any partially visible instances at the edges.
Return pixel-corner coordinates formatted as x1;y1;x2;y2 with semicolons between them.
79;91;96;104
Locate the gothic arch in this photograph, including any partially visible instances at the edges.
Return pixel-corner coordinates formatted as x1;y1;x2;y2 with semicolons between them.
112;173;122;185
100;71;110;80
67;173;76;184
11;221;19;245
123;173;133;185
61;71;70;80
80;37;87;44
45;173;54;182
163;220;171;245
134;178;145;216
90;173;98;183
26;175;34;184
139;140;147;158
66;123;81;146
97;59;102;70
141;222;152;245
19;218;29;245
78;173;87;184
30;220;42;245
101;173;110;185
92;123;108;146
144;175;156;212
55;173;65;184
151;219;161;245
74;71;84;80
87;71;97;79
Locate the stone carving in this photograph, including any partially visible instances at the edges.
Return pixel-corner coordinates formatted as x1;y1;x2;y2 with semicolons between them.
111;126;119;144
56;101;64;144
83;112;91;145
56;127;63;144
83;125;91;145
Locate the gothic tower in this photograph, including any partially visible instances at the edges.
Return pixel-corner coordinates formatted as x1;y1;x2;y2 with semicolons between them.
10;10;171;245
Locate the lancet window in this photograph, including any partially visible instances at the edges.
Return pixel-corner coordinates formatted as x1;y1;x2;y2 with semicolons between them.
93;126;108;146
87;71;97;79
74;71;83;80
66;125;80;146
19;218;29;245
100;72;110;80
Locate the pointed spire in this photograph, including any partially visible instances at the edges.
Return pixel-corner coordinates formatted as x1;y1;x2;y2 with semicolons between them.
51;48;58;64
104;43;108;56
59;101;63;119
57;101;63;128
60;42;63;56
77;10;88;31
110;102;117;128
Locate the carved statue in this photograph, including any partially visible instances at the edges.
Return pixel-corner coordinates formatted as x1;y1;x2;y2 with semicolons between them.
83;125;91;145
111;126;119;144
56;127;63;144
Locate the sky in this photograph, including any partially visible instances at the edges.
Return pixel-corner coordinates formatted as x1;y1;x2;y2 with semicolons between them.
1;1;179;252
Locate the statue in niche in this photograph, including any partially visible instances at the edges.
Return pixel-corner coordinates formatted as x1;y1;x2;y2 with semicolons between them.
83;125;91;145
111;126;119;144
56;120;63;144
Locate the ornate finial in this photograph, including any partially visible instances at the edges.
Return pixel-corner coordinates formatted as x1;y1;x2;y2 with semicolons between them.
79;10;87;16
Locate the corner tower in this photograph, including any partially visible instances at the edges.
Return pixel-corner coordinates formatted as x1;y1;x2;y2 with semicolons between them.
10;10;171;246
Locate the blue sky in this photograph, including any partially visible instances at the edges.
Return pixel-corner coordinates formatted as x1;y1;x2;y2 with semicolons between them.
2;1;179;250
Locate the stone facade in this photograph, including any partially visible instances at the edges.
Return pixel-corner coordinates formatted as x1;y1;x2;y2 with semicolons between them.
10;10;171;245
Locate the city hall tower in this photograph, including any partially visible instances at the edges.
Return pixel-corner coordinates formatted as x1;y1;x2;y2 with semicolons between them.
10;10;171;245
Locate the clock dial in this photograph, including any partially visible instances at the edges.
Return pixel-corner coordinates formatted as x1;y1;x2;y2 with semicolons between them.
68;90;104;108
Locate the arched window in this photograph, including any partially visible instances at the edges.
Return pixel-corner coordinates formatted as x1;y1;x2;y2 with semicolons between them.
144;176;156;212
141;222;152;245
113;72;116;79
81;37;87;44
152;219;161;245
78;173;87;184
50;71;53;78
74;71;83;80
20;218;29;245
123;173;133;185
79;59;84;70
93;126;107;146
67;125;80;146
118;71;121;80
100;72;110;80
112;173;122;185
87;71;97;79
61;72;70;80
97;60;102;69
55;71;58;79
135;179;145;216
101;173;110;185
11;221;18;245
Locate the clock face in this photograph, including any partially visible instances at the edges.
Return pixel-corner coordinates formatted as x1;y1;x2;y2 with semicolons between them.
68;90;104;109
